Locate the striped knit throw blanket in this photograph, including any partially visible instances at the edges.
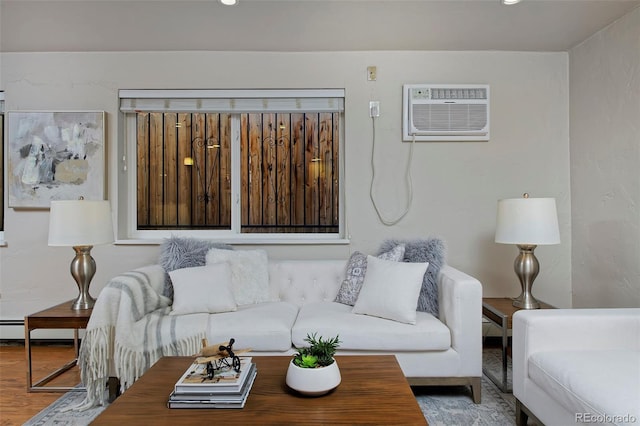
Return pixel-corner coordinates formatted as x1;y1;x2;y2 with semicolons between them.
74;265;208;410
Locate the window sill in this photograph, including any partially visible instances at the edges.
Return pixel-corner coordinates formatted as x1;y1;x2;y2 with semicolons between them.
115;237;351;246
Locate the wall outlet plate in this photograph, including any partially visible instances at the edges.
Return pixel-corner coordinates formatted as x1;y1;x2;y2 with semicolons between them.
369;101;380;117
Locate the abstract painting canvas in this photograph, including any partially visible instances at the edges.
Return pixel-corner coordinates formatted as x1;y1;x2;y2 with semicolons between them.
7;111;105;208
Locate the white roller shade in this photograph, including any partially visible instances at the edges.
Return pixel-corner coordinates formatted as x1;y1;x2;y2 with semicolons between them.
120;89;344;113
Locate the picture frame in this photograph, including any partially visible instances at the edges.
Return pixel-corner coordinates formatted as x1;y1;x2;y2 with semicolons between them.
7;111;106;208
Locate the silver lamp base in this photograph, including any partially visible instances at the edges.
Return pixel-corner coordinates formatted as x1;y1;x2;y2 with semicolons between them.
70;245;96;310
511;244;541;309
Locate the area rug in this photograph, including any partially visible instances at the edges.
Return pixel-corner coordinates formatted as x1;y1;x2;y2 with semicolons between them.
23;388;106;426
25;349;515;425
415;348;515;426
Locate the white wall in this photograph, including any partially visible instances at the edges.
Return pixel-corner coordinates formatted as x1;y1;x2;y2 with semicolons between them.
0;50;572;337
569;7;640;308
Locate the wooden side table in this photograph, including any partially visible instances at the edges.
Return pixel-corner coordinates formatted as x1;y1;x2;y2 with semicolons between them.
25;300;92;392
482;297;553;392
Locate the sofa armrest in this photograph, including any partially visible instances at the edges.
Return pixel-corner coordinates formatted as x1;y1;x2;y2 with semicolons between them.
90;264;169;329
438;265;483;376
129;264;169;304
513;308;640;397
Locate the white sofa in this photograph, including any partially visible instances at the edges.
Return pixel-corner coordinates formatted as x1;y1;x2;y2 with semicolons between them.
80;258;482;406
513;308;640;426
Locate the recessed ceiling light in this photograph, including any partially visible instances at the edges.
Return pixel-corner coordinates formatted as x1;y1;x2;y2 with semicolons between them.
502;0;522;4
220;0;237;5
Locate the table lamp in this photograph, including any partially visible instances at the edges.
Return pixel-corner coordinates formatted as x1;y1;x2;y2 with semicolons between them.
48;199;114;310
495;193;560;309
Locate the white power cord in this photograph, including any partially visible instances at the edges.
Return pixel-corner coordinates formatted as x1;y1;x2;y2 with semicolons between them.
369;116;416;226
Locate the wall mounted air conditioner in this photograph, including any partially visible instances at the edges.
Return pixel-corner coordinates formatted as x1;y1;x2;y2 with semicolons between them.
403;84;490;141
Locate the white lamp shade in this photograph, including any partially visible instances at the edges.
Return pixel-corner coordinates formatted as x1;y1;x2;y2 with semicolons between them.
48;200;115;246
495;197;560;245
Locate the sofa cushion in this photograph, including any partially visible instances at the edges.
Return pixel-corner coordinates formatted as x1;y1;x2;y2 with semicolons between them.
292;302;451;351
528;350;640;421
206;248;271;305
169;263;237;315
206;301;298;352
268;260;346;307
335;244;405;306
352;255;428;324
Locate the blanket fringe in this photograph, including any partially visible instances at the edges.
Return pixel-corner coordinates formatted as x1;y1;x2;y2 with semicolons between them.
73;327;205;411
114;332;206;393
72;326;113;410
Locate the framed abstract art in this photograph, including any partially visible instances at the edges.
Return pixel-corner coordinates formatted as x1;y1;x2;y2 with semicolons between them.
7;111;105;208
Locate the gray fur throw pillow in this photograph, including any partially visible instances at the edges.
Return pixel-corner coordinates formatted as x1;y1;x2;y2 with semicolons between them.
158;236;233;299
377;238;446;317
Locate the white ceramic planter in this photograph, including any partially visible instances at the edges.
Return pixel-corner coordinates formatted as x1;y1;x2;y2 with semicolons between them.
285;359;341;396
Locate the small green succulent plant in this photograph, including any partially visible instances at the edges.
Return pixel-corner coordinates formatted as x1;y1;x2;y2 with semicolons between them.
292;333;341;368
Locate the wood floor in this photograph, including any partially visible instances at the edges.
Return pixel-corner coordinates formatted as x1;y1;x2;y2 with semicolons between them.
0;343;80;425
0;340;508;424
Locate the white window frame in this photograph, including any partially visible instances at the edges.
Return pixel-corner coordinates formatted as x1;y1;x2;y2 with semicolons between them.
117;89;347;244
0;92;5;245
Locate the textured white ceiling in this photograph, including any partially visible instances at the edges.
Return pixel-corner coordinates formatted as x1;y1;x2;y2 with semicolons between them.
1;0;639;52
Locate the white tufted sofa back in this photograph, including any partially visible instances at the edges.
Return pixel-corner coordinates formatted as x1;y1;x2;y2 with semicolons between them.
268;259;347;307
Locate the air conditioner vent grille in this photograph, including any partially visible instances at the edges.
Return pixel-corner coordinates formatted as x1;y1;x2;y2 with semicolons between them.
429;88;488;100
412;104;487;132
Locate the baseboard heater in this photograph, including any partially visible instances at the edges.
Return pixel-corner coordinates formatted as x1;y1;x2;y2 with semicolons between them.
0;319;24;326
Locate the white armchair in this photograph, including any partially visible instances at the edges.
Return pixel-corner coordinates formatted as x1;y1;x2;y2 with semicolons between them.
513;308;640;426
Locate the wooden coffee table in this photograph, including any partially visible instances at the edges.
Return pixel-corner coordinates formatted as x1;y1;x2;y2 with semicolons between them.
93;355;427;425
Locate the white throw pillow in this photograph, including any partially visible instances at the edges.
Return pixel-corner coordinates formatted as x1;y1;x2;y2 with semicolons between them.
352;255;429;325
335;244;406;306
169;263;237;315
206;248;270;305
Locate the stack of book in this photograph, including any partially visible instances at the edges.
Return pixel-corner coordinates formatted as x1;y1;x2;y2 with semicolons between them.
167;357;257;409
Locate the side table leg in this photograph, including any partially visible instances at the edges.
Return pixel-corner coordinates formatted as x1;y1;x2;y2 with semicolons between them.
25;322;33;392
501;316;509;392
25;326;85;392
74;329;80;358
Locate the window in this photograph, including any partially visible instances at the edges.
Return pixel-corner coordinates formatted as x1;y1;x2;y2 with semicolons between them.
119;90;344;242
0;92;4;241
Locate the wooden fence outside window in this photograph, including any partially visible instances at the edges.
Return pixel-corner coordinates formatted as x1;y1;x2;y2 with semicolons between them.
136;112;339;234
